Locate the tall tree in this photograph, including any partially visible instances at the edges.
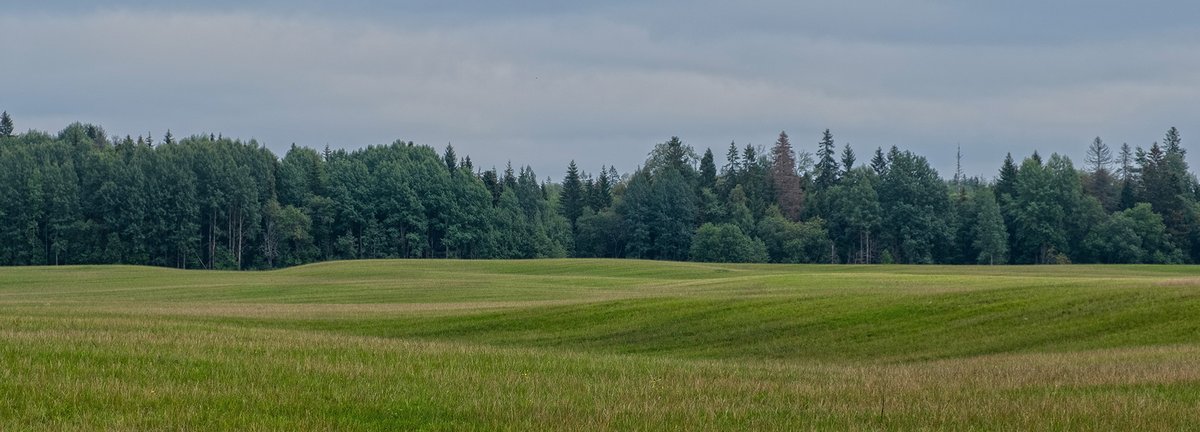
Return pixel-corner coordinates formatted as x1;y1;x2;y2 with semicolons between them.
770;131;804;220
972;189;1008;265
589;166;613;210
722;141;740;176
825;167;881;264
0;111;13;137
1084;137;1117;211
840;143;856;175
813;129;839;190
443;144;457;172
559;160;585;231
698;148;717;190
619;166;696;261
877;149;951;264
995;153;1018;199
870;147;887;175
1086;137;1113;173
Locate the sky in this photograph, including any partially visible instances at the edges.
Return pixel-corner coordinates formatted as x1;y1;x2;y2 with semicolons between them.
4;1;1199;180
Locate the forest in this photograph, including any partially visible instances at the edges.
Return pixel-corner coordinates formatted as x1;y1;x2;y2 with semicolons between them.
0;110;1195;268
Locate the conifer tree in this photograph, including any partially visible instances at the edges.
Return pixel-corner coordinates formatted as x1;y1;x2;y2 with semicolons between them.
0;111;13;137
996;153;1018;199
870;147;887;175
770;131;804;220
722;141;740;176
559;160;584;230
699;148;717;190
814;129;839;190
840;143;856;174
972;189;1008;264
443;144;457;172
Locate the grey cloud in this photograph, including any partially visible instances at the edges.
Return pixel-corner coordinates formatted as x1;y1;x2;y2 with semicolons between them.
2;3;1198;181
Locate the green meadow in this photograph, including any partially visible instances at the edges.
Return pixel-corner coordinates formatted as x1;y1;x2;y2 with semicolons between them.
2;260;1199;430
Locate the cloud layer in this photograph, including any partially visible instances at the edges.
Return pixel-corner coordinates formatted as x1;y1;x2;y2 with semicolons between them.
4;2;1199;178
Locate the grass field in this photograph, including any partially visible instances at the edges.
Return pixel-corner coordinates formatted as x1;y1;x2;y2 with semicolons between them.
1;260;1199;430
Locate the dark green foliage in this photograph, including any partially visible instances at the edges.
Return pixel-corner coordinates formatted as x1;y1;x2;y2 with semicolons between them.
443;144;457;172
1;120;1197;267
996;153;1018;200
813;129;839;190
870;147;887;175
1083;203;1180;263
824;167;881;264
559;160;585;230
698;149;717;190
756;209;830;263
877;150;950;264
840;143;855;174
971;189;1008;264
689;223;768;263
619;166;696;261
0;111;13;137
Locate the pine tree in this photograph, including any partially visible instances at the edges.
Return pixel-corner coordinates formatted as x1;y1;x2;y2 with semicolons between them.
1086;137;1113;172
840;143;856;174
162;130;174;145
722;141;740;176
870;147;887;175
559;160;584;231
590;166;613;210
1117;143;1134;182
481;168;502;206
1165;127;1184;156
443;144;457;172
0;111;13;137
1085;137;1117;210
996;153;1018;199
503;161;517;190
699;148;717;190
814;129;839;190
770;131;804;220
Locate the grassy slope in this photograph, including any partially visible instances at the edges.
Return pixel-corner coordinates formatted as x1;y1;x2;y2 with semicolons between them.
1;260;1198;430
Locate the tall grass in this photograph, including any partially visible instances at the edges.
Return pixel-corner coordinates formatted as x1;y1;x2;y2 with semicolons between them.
1;260;1198;430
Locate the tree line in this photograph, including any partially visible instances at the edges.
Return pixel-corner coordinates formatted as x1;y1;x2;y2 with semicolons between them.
0;111;1196;268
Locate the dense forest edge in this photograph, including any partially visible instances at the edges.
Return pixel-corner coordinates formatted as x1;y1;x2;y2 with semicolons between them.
0;110;1196;268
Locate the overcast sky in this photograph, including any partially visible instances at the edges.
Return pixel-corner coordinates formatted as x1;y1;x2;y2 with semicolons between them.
4;1;1199;179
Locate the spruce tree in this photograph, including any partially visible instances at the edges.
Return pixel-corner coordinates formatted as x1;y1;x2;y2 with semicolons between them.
590;166;613;210
770;131;804;220
722;141;740;176
559;160;584;230
699;148;717;190
840;143;856;174
996;153;1018;199
0;111;13;137
443;144;457;172
814;129;839;190
870;147;887;175
1118;143;1134;183
1085;137;1117;210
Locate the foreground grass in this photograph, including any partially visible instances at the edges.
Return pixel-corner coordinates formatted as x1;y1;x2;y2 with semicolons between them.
1;260;1198;430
